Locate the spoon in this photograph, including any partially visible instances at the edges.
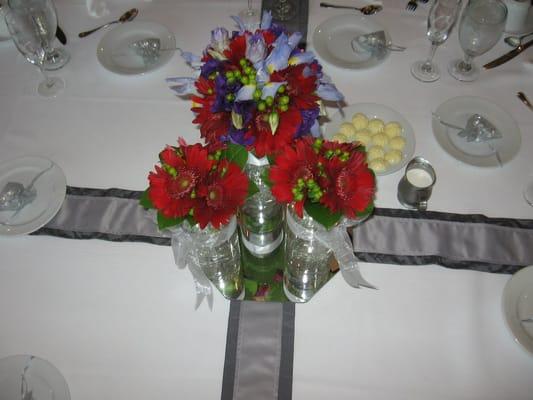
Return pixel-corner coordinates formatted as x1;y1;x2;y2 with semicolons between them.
504;31;533;47
319;2;383;15
517;91;533;111
78;8;138;38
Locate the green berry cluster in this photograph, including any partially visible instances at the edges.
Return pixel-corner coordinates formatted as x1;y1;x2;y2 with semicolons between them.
292;177;323;202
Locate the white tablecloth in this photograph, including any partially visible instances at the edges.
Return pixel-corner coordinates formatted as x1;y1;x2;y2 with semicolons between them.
1;1;532;399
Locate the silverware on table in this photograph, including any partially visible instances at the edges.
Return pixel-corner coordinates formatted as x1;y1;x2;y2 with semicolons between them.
504;31;533;47
483;38;533;69
406;0;418;11
517;91;533;112
319;2;382;15
78;8;138;38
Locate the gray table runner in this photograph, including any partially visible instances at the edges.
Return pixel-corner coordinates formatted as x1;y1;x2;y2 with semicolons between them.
35;186;533;274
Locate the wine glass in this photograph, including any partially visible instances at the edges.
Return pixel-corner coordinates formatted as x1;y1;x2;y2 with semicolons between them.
411;0;462;82
238;0;260;31
4;0;64;97
448;0;508;82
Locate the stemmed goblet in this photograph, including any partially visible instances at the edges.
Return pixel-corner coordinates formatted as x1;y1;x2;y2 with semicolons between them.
238;0;260;31
4;0;64;97
448;0;507;82
411;0;462;82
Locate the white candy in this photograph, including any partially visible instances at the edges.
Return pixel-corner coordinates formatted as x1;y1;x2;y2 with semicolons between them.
368;118;385;134
367;146;385;161
389;136;406;151
332;132;348;143
371;132;389;147
384;121;402;138
339;122;356;137
385;149;403;165
351;113;369;130
354;130;372;146
368;158;389;173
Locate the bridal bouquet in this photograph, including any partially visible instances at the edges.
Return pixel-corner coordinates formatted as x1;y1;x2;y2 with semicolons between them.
167;11;344;158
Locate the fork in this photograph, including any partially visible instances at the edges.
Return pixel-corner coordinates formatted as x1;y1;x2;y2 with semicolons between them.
406;0;429;11
406;0;418;11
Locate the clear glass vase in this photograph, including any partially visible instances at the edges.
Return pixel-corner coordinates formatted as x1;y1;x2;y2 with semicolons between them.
178;217;243;299
238;154;284;259
283;206;333;303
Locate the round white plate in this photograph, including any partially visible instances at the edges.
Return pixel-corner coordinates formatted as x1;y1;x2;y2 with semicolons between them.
432;96;521;167
502;265;533;355
312;14;391;69
324;103;416;176
0;156;66;236
0;355;70;400
0;6;12;41
97;21;176;75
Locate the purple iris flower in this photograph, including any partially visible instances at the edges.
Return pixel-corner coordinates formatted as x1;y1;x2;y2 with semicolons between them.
210;27;229;53
200;59;222;79
246;33;267;64
295;108;320;138
265;33;291;73
260;11;272;30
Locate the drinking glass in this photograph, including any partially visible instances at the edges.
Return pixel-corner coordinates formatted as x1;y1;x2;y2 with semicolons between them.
448;0;508;82
411;0;462;82
4;0;64;96
238;0;260;31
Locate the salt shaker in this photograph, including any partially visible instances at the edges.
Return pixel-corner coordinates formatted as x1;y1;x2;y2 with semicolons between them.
503;0;531;33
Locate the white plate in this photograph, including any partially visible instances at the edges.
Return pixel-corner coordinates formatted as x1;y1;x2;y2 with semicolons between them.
324;103;416;176
0;6;12;41
312;14;391;69
97;21;176;75
432;96;521;168
502;265;533;355
0;355;70;400
0;156;66;236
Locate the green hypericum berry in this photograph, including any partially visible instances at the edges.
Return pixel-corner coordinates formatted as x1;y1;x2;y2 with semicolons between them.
257;101;266;111
253;90;262;100
225;71;234;79
280;95;290;105
239;58;247;67
244;66;253;75
190;191;196;199
265;96;274;106
226;93;234;101
277;85;286;94
234;69;241;78
207;88;213;95
227;77;235;85
279;104;289;113
241;76;249;85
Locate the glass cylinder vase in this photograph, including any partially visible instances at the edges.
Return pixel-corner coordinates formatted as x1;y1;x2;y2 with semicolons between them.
238;153;284;259
283;205;334;303
177;216;243;299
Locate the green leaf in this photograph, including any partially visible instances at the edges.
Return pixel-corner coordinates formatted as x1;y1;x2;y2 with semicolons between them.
262;167;273;188
265;282;288;302
247;180;259;198
244;279;258;298
157;213;185;230
139;189;154;209
357;202;374;218
222;144;248;169
304;202;342;230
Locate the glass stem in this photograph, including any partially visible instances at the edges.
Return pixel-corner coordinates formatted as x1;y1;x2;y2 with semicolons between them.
38;63;54;89
460;54;473;72
248;0;253;10
422;43;438;71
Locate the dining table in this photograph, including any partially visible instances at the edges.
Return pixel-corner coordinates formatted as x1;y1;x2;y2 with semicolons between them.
1;0;533;399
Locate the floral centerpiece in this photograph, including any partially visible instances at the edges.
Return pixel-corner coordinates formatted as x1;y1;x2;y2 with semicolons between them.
269;137;377;302
167;11;344;261
140;141;252;304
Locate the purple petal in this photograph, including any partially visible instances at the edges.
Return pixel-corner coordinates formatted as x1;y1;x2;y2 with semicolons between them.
317;83;344;102
165;77;197;95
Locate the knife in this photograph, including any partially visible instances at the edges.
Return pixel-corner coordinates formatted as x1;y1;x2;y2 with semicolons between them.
483;38;533;69
56;25;67;45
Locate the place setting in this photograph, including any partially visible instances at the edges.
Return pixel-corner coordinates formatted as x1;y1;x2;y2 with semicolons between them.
312;13;405;69
0;156;66;236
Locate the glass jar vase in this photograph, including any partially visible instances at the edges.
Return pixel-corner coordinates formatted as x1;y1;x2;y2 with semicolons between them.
283;205;333;302
175;216;243;299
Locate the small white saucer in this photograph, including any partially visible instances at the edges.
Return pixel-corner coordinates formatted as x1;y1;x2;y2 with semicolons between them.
0;156;66;236
0;355;70;400
97;20;176;75
502;265;533;355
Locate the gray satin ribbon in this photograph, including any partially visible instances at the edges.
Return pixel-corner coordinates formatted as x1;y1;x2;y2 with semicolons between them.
222;301;295;400
33;187;533;274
